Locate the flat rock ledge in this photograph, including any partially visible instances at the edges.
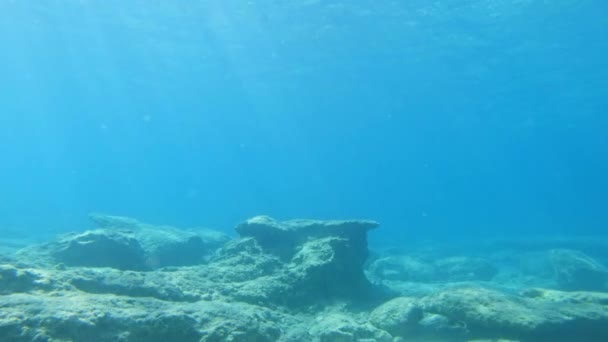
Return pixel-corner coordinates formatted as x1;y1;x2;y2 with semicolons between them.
236;215;378;259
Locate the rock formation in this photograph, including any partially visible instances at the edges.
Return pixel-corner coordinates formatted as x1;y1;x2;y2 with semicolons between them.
1;215;608;341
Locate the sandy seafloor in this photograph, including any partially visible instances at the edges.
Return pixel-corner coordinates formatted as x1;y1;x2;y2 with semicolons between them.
1;214;607;342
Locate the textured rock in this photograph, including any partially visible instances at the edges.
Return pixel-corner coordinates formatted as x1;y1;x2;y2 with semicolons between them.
308;312;392;342
422;287;608;341
66;268;201;302
422;287;539;336
235;215;378;261
90;214;231;268
6;215;608;342
549;249;608;291
0;292;284;342
369;297;423;337
216;236;378;305
0;264;53;294
369;296;468;340
9;215;382;310
211;237;283;281
229;217;381;304
418;312;468;338
52;229;147;270
285;237;375;301
17;215;231;270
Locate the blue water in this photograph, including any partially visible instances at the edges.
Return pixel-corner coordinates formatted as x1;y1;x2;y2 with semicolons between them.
0;0;606;245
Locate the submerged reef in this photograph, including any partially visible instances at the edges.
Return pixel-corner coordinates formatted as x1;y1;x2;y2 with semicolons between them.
1;215;608;341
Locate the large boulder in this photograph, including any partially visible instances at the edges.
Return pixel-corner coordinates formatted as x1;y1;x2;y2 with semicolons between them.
17;215;231;271
422;287;539;338
369;297;423;337
52;230;147;270
90;214;230;269
228;216;381;304
285;236;373;301
369;296;468;340
549;249;608;291
421;287;608;341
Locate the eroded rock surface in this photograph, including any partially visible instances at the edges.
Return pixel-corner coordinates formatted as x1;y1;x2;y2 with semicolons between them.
53;229;147;270
0;215;387;342
0;264;54;294
3;216;608;342
422;287;608;341
218;216;382;305
16;215;230;270
364;287;608;341
236;216;378;260
549;249;608;291
0;292;286;342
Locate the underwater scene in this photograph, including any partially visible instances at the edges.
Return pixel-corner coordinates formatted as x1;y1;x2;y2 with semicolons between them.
1;0;607;341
